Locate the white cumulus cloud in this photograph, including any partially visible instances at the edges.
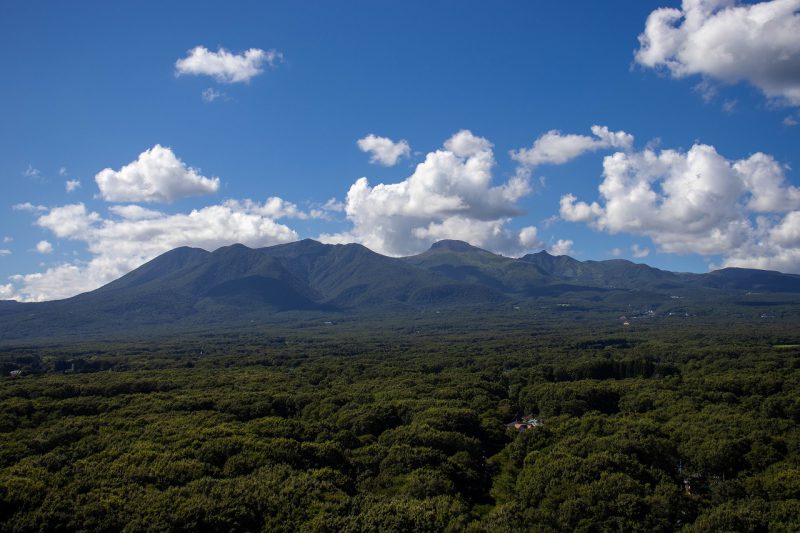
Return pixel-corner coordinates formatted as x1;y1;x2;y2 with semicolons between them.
518;226;541;249
322;130;541;257
559;193;603;223
37;204;101;238
356;134;411;166
95;145;220;203
0;284;14;299
549;239;574;256
65;179;81;192
175;46;282;84
635;0;800;106
36;240;53;254
560;139;800;273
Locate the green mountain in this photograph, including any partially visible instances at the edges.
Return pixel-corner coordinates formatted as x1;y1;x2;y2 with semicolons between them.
2;239;800;341
257;239;503;307
521;251;684;290
403;240;550;293
697;267;800;292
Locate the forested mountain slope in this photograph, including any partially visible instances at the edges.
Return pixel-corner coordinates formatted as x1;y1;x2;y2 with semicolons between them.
2;239;800;340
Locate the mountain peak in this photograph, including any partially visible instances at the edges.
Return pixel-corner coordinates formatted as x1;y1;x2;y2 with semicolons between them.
213;243;253;253
262;238;326;254
428;240;482;253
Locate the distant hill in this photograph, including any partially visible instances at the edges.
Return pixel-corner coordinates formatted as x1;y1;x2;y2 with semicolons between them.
697;267;800;293
520;251;684;290
2;239;800;341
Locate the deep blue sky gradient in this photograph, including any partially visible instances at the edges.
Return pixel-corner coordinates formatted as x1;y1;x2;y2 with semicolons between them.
2;1;798;283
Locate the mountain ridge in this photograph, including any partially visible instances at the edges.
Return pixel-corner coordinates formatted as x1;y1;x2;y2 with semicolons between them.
2;239;800;341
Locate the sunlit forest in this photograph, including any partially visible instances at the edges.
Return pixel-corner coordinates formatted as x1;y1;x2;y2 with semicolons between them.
1;318;799;532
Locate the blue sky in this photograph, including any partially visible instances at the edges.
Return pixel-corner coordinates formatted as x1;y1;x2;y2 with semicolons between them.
2;1;800;301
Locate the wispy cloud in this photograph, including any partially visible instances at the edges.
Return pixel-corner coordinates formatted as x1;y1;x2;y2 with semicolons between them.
511;126;633;174
12;202;47;212
23;164;42;180
631;244;650;258
202;87;224;103
323;197;345;213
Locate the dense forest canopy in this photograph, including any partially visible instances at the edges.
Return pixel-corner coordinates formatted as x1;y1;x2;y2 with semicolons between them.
1;318;799;531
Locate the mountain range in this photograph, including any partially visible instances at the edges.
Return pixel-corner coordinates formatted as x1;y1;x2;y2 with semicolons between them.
2;239;800;341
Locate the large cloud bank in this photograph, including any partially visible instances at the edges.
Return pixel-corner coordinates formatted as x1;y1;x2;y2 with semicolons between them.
322;130;542;257
636;0;800;106
560;142;800;272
